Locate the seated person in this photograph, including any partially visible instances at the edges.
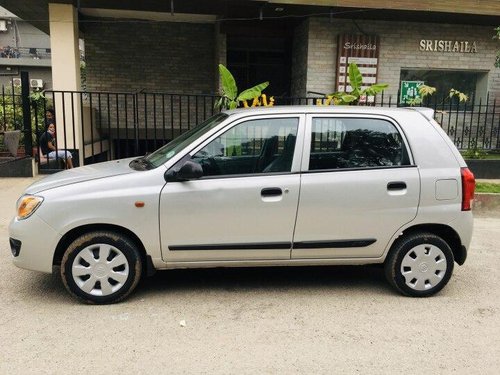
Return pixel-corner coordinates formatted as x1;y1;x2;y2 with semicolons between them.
39;123;74;169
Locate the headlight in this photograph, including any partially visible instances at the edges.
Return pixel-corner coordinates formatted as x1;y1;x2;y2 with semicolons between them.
16;195;44;220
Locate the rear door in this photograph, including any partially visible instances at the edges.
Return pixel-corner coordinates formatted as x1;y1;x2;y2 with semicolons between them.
292;115;420;259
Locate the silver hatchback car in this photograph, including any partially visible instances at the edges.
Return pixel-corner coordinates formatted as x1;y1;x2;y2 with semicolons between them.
9;106;475;304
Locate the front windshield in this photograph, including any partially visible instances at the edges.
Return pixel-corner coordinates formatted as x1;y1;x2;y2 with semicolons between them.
144;113;228;168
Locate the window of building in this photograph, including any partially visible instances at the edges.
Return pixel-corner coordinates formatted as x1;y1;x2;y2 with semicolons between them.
227;35;292;97
400;69;488;102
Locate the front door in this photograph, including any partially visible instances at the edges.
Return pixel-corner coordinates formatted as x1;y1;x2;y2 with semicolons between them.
160;115;304;262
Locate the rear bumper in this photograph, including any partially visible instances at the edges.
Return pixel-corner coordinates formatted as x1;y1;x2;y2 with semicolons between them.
448;212;473;265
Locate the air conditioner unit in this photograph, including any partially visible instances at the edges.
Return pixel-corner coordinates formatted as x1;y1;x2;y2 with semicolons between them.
30;79;44;89
12;78;21;87
0;20;7;32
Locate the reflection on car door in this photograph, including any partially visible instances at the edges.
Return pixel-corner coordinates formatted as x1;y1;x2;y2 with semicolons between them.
160;115;304;262
292;115;420;259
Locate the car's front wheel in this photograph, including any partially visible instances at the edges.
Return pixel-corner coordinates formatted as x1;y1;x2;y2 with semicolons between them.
384;232;454;297
61;231;142;304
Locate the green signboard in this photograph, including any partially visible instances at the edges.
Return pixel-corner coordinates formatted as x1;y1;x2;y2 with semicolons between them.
400;81;424;104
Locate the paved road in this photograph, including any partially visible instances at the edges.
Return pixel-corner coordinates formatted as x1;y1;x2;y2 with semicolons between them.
1;177;499;374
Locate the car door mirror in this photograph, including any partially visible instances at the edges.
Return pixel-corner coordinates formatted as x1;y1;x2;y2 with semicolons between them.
165;160;203;182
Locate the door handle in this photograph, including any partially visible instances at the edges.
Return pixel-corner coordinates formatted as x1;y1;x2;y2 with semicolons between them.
261;187;283;197
387;181;407;190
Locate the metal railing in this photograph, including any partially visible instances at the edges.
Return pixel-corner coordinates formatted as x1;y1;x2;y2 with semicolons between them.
29;90;221;171
0;46;51;60
0;84;23;132
1;85;499;172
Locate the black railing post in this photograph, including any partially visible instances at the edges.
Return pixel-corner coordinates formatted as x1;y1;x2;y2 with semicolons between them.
134;92;139;155
20;71;32;156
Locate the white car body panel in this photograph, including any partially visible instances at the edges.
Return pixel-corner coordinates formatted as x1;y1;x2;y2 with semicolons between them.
160;174;300;261
9;106;473;276
10;213;61;273
24;157;137;194
12;168;167;271
293;167;420;258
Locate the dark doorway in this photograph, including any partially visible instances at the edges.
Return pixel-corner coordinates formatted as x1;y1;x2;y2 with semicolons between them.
227;35;292;97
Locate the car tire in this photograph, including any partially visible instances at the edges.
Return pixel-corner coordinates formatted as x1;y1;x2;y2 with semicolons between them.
384;232;454;297
61;231;142;304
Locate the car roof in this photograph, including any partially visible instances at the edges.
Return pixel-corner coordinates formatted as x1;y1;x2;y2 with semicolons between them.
224;105;434;118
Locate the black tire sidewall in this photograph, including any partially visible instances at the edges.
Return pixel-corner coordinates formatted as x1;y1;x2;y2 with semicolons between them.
61;232;142;304
390;234;455;297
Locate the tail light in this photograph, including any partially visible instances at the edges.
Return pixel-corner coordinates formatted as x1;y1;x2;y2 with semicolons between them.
461;167;475;211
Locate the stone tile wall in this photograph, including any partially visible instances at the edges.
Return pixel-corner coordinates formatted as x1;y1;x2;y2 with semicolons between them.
305;18;500;99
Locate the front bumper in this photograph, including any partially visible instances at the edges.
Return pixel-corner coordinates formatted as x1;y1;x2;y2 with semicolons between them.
9;214;61;273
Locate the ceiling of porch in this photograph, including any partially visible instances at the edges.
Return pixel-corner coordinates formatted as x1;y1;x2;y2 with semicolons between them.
1;0;499;34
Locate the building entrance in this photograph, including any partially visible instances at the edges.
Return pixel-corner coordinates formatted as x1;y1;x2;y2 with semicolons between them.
227;35;292;97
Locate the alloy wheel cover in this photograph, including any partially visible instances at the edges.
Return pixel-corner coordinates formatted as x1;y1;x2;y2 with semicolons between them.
400;243;448;291
71;244;130;296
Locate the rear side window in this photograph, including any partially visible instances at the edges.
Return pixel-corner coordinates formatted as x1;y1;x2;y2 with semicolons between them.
309;118;410;170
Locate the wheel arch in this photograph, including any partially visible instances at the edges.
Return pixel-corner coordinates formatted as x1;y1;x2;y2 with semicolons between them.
392;224;466;265
53;223;156;275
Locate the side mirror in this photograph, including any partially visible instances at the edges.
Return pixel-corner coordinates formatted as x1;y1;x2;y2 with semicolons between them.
165;160;203;182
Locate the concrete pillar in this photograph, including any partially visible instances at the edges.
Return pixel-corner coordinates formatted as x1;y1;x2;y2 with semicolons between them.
214;20;226;92
48;3;83;164
49;3;81;91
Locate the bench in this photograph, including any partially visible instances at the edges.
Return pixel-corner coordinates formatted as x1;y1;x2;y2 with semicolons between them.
33;147;65;169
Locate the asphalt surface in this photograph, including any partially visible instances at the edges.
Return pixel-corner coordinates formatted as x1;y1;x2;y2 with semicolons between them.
0;177;499;374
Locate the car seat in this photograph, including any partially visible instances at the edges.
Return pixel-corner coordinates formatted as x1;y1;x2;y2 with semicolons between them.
263;134;296;173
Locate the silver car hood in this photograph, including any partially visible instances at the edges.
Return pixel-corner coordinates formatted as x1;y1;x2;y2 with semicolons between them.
25;157;138;194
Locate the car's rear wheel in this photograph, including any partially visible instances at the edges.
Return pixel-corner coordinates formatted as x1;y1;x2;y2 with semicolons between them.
61;231;142;304
384;232;454;297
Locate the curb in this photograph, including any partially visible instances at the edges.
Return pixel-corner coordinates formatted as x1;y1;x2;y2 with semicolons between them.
473;193;500;215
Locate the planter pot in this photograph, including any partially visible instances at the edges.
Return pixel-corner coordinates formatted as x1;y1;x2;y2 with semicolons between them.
2;130;20;157
465;159;500;179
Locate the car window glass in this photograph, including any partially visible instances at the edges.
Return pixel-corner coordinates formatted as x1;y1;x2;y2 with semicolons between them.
309;118;409;170
145;113;228;168
191;117;299;176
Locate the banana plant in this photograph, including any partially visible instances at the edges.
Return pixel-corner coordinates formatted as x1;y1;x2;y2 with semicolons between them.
215;64;269;110
408;85;468;107
328;63;388;105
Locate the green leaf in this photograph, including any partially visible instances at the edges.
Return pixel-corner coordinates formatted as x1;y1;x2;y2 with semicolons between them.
229;100;238;110
363;84;388;96
348;63;363;92
368;83;388;92
214;96;224;110
219;64;237;101
340;94;358;103
237;82;269;101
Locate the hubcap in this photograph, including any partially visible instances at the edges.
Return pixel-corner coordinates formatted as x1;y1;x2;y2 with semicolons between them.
71;244;129;296
400;244;447;291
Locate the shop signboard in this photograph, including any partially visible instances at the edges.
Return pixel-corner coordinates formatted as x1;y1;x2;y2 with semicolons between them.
400;81;424;104
336;34;380;102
